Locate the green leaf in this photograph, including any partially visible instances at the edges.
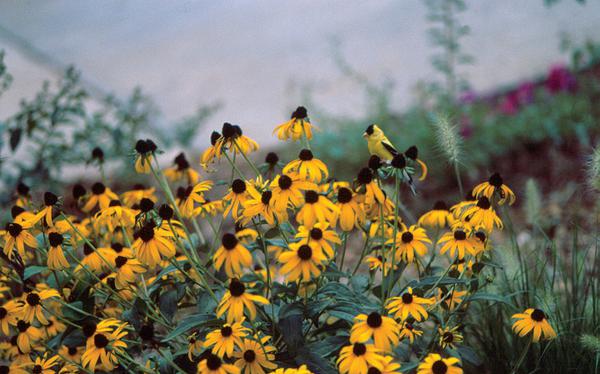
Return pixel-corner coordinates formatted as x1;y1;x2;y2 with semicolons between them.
159;290;179;322
457;345;483;366
62;301;87;321
350;275;369;294
278;302;305;352
306;335;348;358
295;346;337;374
24;265;47;280
162;314;216;342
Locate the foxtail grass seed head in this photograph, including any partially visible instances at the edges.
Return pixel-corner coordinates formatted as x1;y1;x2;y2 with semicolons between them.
432;114;462;165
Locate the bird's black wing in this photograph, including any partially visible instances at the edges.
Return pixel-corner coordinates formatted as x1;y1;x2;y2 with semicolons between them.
382;140;399;157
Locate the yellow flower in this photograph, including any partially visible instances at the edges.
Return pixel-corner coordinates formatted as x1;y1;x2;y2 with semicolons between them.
214;233;253;278
387;225;431;263
164;152;200;185
271;365;313;374
17;289;61;325
398;321;423;343
82;322;128;372
335;187;365;232
438;325;463;349
512;308;556;342
438;224;479;260
93;200;137;232
241;189;285;226
417;353;462;374
296;190;339;229
295;222;341;259
1;221;37;260
355;168;385;207
26;353;61;374
0;301;18;335
132;223;176;268
278;242;327;282
473;173;515;205
176;180;213;218
216;279;269;324
46;231;69;270
75;244;116;275
200;131;223;170
386;287;434;322
113;255;146;289
134;139;157;174
417;201;454;228
223;179;258;220
32;192;59;227
337;342;385;374
233;335;277;374
461;197;502;232
214;123;259;157
273;106;316;141
15;320;42;353
197;353;240;374
121;184;156;207
204;320;249;358
404;145;428;181
187;331;204;360
283;149;329;183
437;288;468;311
82;183;118;212
364;254;394;276
351;312;400;351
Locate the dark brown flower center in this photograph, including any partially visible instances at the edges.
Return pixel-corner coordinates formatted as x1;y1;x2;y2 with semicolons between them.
475;232;486;243
298;149;313;161
17;182;30;196
0;308;6;319
337;187;353;203
159;204;174;220
304;190;319;204
453;230;466;240
139;225;155;242
433;201;448;210
432;360;448;374
11;206;25;219
477;197;491;209
94;333;109;348
115;256;128;268
140;198;154;212
220;326;233;337
401;292;413;304
489;173;503;187
7;223;23;237
83;243;95;256
206;353;222;370
292;106;308;119
401;232;414;243
357;168;373;185
222;233;239;250
367;368;382;374
243;349;256;362
368;155;382;170
174;152;190;170
68;346;78;355
391;154;406;169
32;365;42;374
443;332;454;343
265;152;279;165
26;293;40;306
91;182;106;195
352;343;367;356
44;192;58;206
405;145;418;160
210;131;221;146
531;309;546;321
298;245;313;260
231;179;246;194
310;228;323;240
229;279;245;297
278;175;292;190
366;312;383;328
261;191;272;205
17;320;30;332
48;232;64;247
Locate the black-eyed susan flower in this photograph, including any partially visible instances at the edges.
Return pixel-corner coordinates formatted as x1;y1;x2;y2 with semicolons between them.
404;145;427;181
270;174;317;213
241;190;284;226
337;342;385;374
81;322;128;371
195;199;225;217
512;308;556;342
215;123;259;157
473;173;515;205
283;149;329;183
398;321;423;343
94;200;137;232
197;353;240;374
213;233;253;278
43;316;66;338
372;355;402;374
33;192;59;226
234;223;258;244
113;255;146;289
26;353;60;374
278;242;327;282
15;182;31;207
295;190;338;229
386;287;434;322
437;288;467;311
1;221;37;259
75;244;116;274
418;201;454;229
200;131;222;170
82;183;118;212
438;325;463;349
351;312;400;351
461;197;503;231
417;353;462;374
216;279;269;324
164;152;200;185
271;365;313;374
59;344;83;364
121;184;156;208
355;168;385;207
204;320;249;357
387;225;431;263
335;186;365;232
15;320;42;353
364;255;394;276
223;179;258;220
187;331;204;360
233;335;277;374
17;289;60;325
176;180;213;218
134;139;157;174
438;224;479;260
47;231;69;270
296;222;340;259
273;106;315;141
132;223;176;268
11;205;37;225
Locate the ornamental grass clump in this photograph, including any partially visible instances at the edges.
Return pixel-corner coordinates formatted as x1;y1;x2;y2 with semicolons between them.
0;106;559;374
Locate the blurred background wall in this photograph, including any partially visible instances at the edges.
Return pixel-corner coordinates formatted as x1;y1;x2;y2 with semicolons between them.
1;0;600;148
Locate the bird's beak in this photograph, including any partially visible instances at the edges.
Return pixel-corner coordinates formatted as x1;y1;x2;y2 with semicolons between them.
362;132;368;138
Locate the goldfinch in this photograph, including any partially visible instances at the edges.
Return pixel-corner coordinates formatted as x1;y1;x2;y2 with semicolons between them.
363;124;398;161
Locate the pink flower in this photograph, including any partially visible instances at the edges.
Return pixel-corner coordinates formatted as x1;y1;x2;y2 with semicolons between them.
545;64;577;94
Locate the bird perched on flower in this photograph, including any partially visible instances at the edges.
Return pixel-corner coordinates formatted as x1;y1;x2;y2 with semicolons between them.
363;124;398;161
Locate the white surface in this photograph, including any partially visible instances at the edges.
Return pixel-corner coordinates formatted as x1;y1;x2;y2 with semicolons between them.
0;0;599;148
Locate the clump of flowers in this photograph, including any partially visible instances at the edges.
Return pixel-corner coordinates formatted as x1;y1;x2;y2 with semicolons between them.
0;106;548;373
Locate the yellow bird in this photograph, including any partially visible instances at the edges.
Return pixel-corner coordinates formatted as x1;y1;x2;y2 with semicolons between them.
362;124;399;161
